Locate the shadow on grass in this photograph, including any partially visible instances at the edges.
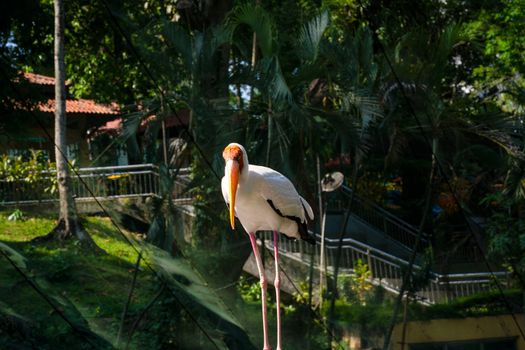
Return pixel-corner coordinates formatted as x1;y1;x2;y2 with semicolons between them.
0;214;258;349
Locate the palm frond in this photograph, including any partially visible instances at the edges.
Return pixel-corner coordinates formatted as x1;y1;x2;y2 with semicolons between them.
339;88;384;158
272;114;291;158
469;127;524;161
121;109;155;143
228;4;275;57
169;138;189;169
258;56;293;105
358;28;376;82
161;20;193;71
297;11;329;62
435;24;463;68
210;24;233;53
504;158;525;200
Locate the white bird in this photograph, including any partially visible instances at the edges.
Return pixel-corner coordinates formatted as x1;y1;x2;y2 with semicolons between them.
221;142;314;350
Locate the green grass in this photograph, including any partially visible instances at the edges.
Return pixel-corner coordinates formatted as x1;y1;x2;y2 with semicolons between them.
0;212;162;349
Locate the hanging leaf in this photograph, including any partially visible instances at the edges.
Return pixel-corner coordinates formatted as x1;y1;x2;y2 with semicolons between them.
0;242;27;270
140;242;256;349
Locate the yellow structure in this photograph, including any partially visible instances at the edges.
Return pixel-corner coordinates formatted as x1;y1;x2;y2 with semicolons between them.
391;314;525;350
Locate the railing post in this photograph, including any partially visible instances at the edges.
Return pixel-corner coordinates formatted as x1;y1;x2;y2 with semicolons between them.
367;249;373;279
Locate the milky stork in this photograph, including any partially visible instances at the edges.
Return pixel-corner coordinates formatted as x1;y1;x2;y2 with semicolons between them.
221;143;314;350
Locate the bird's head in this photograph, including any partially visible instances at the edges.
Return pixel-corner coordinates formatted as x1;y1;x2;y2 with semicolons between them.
222;143;247;230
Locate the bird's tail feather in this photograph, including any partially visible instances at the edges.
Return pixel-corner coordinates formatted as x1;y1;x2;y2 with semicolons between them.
300;197;314;220
298;222;316;245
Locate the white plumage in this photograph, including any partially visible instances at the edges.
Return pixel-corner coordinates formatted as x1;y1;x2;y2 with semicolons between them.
221;143;314;238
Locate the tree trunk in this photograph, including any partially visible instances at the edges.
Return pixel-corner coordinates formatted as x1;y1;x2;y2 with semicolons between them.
34;0;100;251
54;0;76;235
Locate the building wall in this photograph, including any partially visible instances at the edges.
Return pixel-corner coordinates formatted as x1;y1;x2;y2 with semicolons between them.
0;117;109;167
391;314;525;350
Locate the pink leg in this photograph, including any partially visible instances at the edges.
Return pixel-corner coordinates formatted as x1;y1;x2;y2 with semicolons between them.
249;232;271;350
273;230;282;350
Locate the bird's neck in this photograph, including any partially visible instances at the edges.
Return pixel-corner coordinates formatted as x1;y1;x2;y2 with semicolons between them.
239;164;249;184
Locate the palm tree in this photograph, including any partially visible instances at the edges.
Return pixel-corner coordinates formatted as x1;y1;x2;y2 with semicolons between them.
34;0;99;249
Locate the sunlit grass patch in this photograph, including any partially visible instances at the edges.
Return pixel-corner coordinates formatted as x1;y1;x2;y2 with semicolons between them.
0;212;158;349
0;213;55;242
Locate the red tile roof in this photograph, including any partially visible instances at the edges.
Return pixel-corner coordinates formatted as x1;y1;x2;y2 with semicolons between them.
23;72;70;85
38;99;120;115
140;110;190;129
93;109;189;136
20;72;120;115
97;118;122;132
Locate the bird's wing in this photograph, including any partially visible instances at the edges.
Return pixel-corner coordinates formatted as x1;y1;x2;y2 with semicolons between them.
300;196;314;220
251;165;313;223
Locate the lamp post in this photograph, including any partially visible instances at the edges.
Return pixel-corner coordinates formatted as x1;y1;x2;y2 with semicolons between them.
319;171;344;307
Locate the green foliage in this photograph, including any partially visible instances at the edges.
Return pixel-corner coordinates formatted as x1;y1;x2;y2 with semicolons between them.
337;259;373;305
467;1;525;109
322;286;393;337
235;274;332;348
229;4;276;58
297;11;329;63
350;259;373;304
7;209;25;222
410;289;523;320
0;151;58;203
238;274;268;303
482;192;525;285
0;150;55;181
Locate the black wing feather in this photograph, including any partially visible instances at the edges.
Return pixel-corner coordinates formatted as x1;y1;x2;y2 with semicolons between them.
266;199;315;244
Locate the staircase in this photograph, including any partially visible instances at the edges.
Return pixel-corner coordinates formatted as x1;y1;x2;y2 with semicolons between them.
258;186;508;305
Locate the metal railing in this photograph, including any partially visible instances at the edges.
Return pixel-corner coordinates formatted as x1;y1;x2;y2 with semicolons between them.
0;164;192;205
72;164;161;199
262;232;508;305
335;185;428;250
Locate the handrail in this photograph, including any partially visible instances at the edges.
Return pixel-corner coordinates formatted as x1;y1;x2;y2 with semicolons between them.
341;185;424;235
336;185;428;249
342;186;418;231
262;231;509;304
78;163;159;172
318;234;507;280
0;164;192;205
12;164;191;175
319;234;411;267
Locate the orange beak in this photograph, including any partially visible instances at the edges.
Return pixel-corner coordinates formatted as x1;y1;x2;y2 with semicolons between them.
228;160;239;230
